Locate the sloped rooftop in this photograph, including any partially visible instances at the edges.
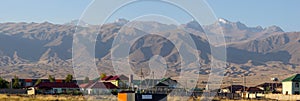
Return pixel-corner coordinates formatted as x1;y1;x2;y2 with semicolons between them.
282;74;300;82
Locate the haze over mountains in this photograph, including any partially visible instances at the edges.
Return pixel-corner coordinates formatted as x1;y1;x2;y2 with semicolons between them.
0;18;299;83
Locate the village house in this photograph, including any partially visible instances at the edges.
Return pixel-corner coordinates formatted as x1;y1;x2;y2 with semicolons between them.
132;79;161;89
218;85;247;99
157;77;178;89
12;78;80;88
131;78;179;94
32;82;80;94
153;78;178;94
255;82;282;93
100;75;129;89
282;74;300;95
239;87;264;99
219;85;247;93
79;81;119;95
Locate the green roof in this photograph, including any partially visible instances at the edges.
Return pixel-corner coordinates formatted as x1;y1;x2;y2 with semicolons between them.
282;74;300;82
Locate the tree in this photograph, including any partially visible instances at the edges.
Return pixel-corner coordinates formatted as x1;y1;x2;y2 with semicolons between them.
265;86;272;94
65;74;73;83
84;77;89;83
12;75;20;89
0;77;9;88
35;79;42;86
48;75;55;82
100;73;106;79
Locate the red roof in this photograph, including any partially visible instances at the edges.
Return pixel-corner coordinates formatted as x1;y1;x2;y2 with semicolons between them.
110;76;120;80
56;80;63;83
25;79;32;82
101;75;113;81
101;75;128;81
79;83;91;88
79;81;95;88
35;82;79;88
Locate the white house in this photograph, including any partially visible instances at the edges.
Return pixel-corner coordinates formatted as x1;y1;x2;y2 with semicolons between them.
241;87;264;99
282;74;300;95
80;82;119;95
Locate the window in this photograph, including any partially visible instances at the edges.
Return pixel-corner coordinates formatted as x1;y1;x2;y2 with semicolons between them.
296;82;299;88
25;82;32;87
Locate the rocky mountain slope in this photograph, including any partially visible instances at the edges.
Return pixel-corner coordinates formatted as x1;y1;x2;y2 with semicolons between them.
227;32;300;65
0;19;299;82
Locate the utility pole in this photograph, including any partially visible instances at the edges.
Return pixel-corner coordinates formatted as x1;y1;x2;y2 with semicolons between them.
243;75;246;92
139;67;144;93
152;71;154;94
231;78;233;99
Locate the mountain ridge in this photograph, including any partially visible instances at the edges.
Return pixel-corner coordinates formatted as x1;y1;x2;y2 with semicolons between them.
0;19;299;81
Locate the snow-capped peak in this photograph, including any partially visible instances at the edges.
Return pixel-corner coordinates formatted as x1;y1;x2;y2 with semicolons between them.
218;18;229;24
115;18;129;25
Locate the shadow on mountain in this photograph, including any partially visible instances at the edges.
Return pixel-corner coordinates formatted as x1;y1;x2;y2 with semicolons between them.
0;33;73;61
0;34;48;61
226;47;291;65
189;34;211;64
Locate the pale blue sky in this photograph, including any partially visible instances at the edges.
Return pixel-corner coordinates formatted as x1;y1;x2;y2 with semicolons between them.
0;0;299;31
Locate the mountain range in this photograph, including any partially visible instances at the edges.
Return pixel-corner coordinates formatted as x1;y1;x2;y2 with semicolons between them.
0;18;299;84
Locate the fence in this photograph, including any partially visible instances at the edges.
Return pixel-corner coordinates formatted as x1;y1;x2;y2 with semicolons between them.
0;89;27;94
265;94;300;100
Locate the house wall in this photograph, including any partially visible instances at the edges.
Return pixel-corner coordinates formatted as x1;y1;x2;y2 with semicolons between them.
27;87;35;95
265;94;300;100
220;88;230;93
102;80;127;88
282;82;293;95
53;88;62;93
111;80;119;87
292;82;300;94
86;88;110;95
243;92;264;99
52;88;79;94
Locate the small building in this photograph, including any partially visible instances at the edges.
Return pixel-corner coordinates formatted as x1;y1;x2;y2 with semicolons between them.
118;91;136;101
27;87;35;95
34;82;80;94
132;78;178;89
132;79;161;89
118;91;167;101
218;85;247;99
282;74;300;95
101;75;129;89
255;82;282;93
152;78;178;94
79;81;95;94
240;87;264;99
157;77;178;89
220;85;247;93
12;78;81;88
80;82;119;95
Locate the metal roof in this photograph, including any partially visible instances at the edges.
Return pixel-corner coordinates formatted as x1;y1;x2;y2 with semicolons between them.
282;74;300;82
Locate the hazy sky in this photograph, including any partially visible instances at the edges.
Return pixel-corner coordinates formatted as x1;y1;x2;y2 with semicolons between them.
0;0;299;31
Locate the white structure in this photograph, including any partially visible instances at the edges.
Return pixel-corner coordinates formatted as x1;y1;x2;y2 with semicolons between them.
80;82;119;95
282;74;300;95
27;87;35;95
241;87;264;99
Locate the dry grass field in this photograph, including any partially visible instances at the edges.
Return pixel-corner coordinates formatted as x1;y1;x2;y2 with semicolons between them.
0;94;86;101
0;94;123;101
0;94;284;101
